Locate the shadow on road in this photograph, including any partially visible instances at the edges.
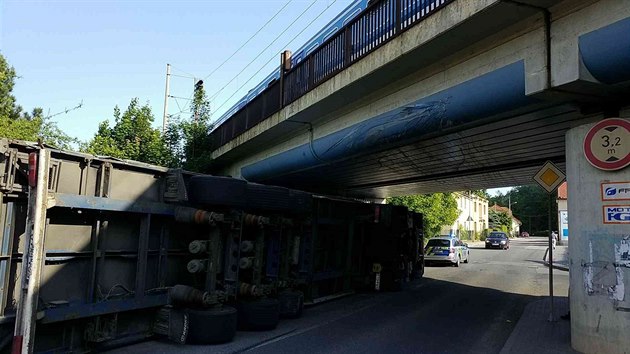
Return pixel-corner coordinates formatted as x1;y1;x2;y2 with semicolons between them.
111;277;541;354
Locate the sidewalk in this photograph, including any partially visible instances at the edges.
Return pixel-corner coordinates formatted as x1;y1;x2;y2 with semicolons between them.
544;245;570;271
500;297;580;354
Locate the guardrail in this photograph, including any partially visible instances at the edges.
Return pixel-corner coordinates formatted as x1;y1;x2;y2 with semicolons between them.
211;0;453;150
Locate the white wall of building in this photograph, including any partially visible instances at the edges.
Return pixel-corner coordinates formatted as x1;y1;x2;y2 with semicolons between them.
441;192;489;238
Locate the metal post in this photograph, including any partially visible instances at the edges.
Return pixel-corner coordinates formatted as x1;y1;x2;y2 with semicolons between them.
548;193;555;321
12;148;50;354
162;63;171;132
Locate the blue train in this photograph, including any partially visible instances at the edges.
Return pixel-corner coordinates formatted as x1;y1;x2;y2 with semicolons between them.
214;0;371;127
214;0;443;128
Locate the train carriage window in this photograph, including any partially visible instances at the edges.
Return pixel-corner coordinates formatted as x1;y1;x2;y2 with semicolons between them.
342;8;362;26
322;27;339;42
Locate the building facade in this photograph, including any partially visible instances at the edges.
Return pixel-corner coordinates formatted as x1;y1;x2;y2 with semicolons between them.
441;192;489;238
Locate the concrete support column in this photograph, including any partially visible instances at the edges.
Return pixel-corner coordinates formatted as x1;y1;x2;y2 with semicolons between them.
566;118;630;354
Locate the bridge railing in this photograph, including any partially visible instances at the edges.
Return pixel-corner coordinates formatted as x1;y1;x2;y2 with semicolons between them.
211;0;453;150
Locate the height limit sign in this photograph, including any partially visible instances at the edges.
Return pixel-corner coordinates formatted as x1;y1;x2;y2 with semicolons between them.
583;118;630;171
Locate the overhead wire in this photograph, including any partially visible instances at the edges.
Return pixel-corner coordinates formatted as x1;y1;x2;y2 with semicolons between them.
169;65;197;79
208;0;320;102
211;0;340;119
202;0;295;81
168;0;296;121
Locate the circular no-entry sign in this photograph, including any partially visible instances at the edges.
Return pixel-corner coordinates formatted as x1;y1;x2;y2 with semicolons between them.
583;118;630;171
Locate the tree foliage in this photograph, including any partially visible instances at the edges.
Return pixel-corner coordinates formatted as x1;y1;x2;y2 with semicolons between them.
165;80;214;172
489;209;512;232
388;193;460;237
83;98;174;166
489;185;557;234
0;53;77;149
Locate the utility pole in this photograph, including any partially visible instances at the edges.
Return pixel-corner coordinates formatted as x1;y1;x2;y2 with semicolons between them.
162;63;171;133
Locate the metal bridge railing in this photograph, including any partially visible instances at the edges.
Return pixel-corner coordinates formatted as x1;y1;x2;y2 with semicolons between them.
211;0;454;150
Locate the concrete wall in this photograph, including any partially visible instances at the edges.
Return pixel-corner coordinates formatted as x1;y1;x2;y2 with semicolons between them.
566;109;630;354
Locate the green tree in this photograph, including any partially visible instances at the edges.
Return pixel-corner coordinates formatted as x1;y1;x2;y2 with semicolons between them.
471;189;490;199
489;185;557;234
489;209;512;233
0;53;77;149
83;98;174;166
388;193;460;237
166;80;214;172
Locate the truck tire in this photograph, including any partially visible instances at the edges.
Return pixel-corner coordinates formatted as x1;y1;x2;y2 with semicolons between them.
188;176;247;208
278;290;304;319
186;306;238;344
237;298;280;331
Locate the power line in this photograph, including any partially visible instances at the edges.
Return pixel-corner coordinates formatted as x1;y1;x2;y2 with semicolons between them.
169;65;197;79
44;100;83;120
212;0;339;119
208;0;319;102
203;0;294;81
165;0;295;122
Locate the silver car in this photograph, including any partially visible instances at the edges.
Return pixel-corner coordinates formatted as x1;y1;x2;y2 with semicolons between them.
424;237;470;267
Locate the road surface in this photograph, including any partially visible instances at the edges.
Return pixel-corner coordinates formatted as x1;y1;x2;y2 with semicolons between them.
112;237;569;354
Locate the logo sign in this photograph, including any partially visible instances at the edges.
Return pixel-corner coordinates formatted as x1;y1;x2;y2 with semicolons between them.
533;161;566;193
601;182;630;201
603;205;630;224
583;118;630;171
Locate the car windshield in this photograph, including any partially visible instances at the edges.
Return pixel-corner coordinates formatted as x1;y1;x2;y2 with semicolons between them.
426;239;450;247
489;233;507;239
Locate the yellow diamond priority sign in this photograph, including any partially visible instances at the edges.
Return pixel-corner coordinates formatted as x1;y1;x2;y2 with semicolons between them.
533;161;566;194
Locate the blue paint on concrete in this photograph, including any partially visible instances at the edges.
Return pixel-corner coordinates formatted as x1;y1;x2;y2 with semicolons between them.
242;61;533;182
580;17;630;85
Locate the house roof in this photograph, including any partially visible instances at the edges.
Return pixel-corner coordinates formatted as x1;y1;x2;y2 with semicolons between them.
557;182;567;200
490;204;522;225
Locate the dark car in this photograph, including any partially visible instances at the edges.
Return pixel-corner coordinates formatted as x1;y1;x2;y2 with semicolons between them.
485;232;510;250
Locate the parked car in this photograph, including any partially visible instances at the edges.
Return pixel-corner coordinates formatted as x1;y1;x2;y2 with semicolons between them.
424;237;469;266
485;232;510;249
520;231;530;238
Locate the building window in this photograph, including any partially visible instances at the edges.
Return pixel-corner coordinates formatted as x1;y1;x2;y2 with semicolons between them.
474;202;477;212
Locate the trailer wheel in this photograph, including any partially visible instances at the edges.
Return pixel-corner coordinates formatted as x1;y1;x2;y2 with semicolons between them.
237;298;280;331
186;306;238;344
278;290;304;319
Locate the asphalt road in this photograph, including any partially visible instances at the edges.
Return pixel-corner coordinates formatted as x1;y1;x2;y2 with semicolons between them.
112;237;569;354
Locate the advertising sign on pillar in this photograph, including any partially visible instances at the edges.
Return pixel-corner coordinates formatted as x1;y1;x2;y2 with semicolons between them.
558;210;568;241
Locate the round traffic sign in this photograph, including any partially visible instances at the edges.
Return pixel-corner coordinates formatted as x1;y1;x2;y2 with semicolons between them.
583;118;630;171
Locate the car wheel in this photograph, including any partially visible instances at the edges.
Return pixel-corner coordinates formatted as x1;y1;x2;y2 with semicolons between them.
464;253;469;263
186;306;238;344
485;245;489;249
237;298;280;331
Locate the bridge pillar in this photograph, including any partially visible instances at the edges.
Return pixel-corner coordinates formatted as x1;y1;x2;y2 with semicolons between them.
566;114;630;354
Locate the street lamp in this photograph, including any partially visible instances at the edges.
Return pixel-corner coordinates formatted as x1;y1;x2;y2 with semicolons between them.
509;201;517;214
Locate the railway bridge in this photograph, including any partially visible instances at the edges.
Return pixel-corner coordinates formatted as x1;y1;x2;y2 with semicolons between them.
208;1;630;352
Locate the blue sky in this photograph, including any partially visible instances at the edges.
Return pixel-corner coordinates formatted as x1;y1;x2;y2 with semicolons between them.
1;0;354;142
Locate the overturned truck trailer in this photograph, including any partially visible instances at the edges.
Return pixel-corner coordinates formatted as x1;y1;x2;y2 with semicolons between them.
0;140;424;352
